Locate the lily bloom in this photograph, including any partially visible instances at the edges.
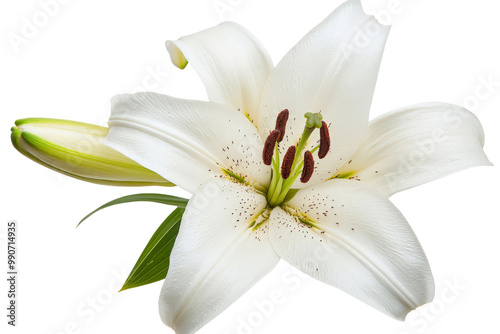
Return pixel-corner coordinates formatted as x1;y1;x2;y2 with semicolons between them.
102;0;490;333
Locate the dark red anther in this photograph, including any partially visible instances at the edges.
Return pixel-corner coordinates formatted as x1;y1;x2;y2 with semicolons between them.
281;146;296;179
318;121;331;159
300;150;314;183
275;109;289;142
262;129;281;165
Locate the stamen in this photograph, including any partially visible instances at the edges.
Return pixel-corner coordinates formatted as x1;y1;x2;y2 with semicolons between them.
275;109;289;142
267;111;330;207
281;146;296;179
262;129;280;165
300;150;314;183
318;121;331;159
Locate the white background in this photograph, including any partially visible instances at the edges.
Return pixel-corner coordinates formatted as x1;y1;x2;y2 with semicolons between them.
1;0;499;333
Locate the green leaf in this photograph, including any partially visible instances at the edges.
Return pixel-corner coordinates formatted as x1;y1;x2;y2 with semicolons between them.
120;207;184;291
78;193;188;226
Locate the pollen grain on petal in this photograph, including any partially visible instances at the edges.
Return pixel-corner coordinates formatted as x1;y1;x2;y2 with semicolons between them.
263;129;280;165
301;150;314;183
281;145;296;179
318;121;331;159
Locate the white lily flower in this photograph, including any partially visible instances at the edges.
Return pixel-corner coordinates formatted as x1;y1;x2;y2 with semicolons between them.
102;0;491;333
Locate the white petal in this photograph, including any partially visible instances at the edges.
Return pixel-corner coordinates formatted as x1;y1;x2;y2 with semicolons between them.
269;179;434;319
159;179;279;334
258;0;390;187
335;102;492;197
166;22;274;126
104;92;270;193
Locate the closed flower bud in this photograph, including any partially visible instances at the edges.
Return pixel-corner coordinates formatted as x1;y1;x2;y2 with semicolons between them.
11;118;173;187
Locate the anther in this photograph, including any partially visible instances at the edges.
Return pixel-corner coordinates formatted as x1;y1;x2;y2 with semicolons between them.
262;129;281;165
318;121;331;159
281;146;296;179
300;150;314;183
275;109;289;142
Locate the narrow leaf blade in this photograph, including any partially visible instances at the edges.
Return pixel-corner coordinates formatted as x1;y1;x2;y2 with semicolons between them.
77;193;188;226
120;207;184;291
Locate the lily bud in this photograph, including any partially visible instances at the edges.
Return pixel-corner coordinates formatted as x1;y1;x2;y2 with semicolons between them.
11;118;173;187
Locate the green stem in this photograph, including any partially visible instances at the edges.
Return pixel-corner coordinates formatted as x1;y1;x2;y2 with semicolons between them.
288;126;314;178
267;143;281;203
269;178;284;206
274;172;301;205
